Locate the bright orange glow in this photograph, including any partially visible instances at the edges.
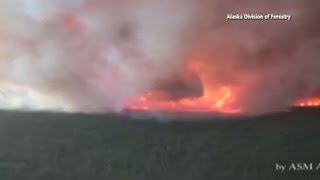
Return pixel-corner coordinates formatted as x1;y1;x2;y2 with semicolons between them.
125;54;320;113
125;84;242;114
125;57;243;114
126;88;241;114
294;97;320;107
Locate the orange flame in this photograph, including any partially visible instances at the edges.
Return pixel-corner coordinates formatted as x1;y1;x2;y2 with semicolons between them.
295;97;320;107
125;84;242;114
125;55;320;114
125;57;243;114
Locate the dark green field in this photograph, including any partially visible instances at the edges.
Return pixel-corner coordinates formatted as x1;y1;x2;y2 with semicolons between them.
0;109;320;180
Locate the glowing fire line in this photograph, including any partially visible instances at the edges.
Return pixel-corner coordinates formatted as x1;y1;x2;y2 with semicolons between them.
125;86;242;114
294;98;320;107
125;56;320;114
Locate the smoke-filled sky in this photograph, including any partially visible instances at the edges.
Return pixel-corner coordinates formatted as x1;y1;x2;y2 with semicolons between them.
0;0;319;114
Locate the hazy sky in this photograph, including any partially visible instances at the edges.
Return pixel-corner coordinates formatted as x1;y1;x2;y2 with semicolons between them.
0;0;319;114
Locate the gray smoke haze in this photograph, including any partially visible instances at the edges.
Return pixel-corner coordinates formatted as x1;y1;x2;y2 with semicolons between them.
0;0;319;114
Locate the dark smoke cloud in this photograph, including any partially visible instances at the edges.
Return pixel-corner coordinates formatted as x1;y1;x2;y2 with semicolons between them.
0;0;319;114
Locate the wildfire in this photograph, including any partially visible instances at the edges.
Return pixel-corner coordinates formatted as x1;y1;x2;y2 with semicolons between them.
125;85;242;114
124;54;320;114
294;97;320;107
123;56;244;114
126;89;320;114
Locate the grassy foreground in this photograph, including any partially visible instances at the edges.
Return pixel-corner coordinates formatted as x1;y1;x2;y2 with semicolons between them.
0;109;319;180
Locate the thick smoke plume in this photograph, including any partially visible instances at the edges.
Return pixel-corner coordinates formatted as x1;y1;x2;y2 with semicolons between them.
0;0;319;114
